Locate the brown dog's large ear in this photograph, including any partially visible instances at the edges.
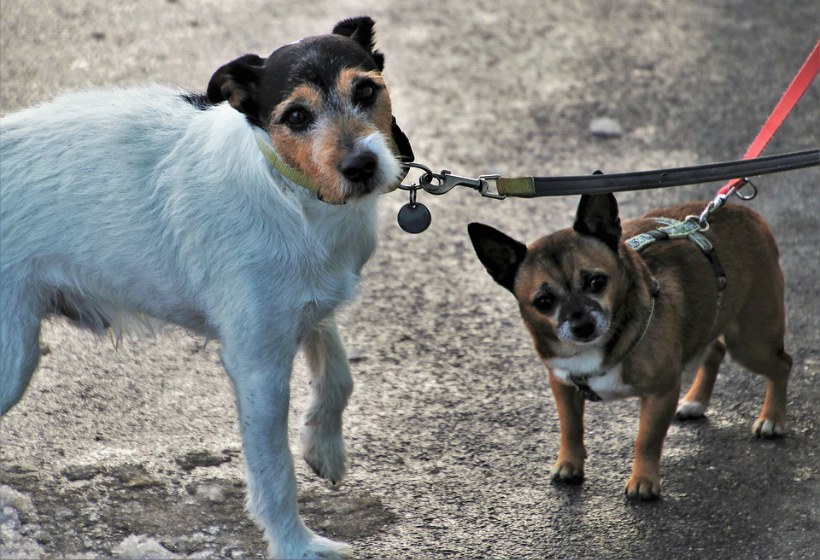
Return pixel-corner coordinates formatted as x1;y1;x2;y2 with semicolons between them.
468;223;527;293
332;16;385;70
206;54;266;120
573;193;622;252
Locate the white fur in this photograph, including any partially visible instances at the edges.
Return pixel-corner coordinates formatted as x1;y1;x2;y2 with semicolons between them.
0;85;397;559
584;364;635;400
551;349;605;376
555;310;610;345
550;349;635;401
676;400;707;419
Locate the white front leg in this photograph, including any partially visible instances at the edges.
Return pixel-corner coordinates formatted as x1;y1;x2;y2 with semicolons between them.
221;327;351;559
300;315;353;486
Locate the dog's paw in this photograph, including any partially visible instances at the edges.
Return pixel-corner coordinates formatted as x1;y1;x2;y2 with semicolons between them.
301;421;347;486
273;534;352;560
676;399;707;420
752;416;786;439
624;475;661;501
550;461;584;485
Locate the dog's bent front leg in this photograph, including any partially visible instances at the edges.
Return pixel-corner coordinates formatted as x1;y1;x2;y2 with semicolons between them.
626;387;679;500
221;332;351;560
300;315;353;486
549;371;586;484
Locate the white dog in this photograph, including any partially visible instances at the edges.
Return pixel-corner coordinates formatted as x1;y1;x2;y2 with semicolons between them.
0;16;413;559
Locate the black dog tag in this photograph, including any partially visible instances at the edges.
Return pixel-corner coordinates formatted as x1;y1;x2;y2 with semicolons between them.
397;202;431;234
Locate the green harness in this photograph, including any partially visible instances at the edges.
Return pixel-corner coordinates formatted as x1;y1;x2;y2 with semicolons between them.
626;217;727;291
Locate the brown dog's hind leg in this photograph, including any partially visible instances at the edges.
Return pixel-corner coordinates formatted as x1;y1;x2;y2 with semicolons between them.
752;347;792;438
724;285;791;438
676;338;726;420
730;338;792;438
548;372;586;484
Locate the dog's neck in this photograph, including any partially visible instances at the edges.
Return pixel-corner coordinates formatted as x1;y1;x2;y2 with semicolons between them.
603;251;660;368
253;131;322;196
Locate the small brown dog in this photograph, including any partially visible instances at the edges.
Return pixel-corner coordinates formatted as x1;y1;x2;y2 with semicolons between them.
469;193;791;500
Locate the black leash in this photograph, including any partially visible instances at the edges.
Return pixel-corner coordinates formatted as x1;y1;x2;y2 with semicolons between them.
396;149;819;233
496;149;819;197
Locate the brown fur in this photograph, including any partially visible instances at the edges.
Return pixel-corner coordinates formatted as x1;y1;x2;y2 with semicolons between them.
469;196;791;500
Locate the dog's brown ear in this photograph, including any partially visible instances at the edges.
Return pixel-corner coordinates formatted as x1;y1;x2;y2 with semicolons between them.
333;16;385;70
468;223;527;293
207;54;266;119
573;193;622;252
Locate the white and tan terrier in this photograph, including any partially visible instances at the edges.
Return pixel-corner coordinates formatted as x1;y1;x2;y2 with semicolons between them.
0;17;412;559
469;193;791;500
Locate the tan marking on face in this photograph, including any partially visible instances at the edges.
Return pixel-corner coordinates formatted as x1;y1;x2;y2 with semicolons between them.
268;69;397;204
336;69;395;142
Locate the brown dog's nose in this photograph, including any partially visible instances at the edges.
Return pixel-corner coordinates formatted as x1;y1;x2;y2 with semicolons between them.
571;320;597;340
340;151;377;183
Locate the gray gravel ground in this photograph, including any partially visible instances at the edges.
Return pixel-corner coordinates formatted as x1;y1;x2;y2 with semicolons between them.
1;1;818;559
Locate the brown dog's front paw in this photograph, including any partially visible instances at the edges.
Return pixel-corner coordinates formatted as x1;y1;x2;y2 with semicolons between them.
675;400;707;420
752;416;786;439
550;461;584;485
625;475;661;501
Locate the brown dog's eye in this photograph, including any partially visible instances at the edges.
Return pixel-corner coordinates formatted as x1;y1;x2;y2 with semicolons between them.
533;293;556;314
281;107;312;131
585;274;608;294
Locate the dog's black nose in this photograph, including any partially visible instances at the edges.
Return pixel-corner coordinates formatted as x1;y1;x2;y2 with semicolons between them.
571;320;597;340
339;151;377;183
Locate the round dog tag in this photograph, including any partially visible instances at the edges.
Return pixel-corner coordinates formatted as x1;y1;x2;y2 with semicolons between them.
397;202;431;234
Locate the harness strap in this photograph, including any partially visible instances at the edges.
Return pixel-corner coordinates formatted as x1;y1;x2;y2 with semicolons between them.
626;218;727;291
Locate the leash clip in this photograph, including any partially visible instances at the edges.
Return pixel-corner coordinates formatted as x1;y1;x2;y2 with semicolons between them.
428;170;506;199
400;163;506;199
697;177;759;229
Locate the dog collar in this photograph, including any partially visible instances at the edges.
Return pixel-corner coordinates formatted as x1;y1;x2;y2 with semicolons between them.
619;277;659;360
254;133;321;195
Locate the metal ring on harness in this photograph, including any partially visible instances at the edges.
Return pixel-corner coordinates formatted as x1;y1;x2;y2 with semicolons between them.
734;178;759;201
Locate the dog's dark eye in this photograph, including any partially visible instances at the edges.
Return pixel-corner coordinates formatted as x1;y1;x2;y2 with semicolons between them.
533;293;556;314
282;107;312;131
354;81;379;106
585;274;608;294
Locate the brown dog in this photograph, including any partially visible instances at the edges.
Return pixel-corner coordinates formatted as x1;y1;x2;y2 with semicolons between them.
468;193;791;500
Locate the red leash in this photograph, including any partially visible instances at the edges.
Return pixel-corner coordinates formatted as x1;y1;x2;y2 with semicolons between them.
719;40;819;196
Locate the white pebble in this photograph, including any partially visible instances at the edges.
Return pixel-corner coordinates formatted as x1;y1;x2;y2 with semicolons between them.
589;117;623;138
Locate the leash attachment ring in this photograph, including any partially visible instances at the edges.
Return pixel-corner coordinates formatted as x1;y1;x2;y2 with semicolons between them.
733;178;758;201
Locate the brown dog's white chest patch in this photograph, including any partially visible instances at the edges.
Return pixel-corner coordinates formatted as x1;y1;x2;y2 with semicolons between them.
551;350;635;401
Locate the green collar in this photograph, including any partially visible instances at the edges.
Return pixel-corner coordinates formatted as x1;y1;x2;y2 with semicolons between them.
254;133;321;194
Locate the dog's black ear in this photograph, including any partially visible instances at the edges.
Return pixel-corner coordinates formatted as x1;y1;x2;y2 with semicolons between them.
333;16;384;70
391;117;414;163
468;223;527;293
573;193;622;252
206;54;266;119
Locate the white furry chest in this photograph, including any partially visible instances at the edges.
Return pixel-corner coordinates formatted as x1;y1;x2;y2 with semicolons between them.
300;205;377;309
550;350;635;401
